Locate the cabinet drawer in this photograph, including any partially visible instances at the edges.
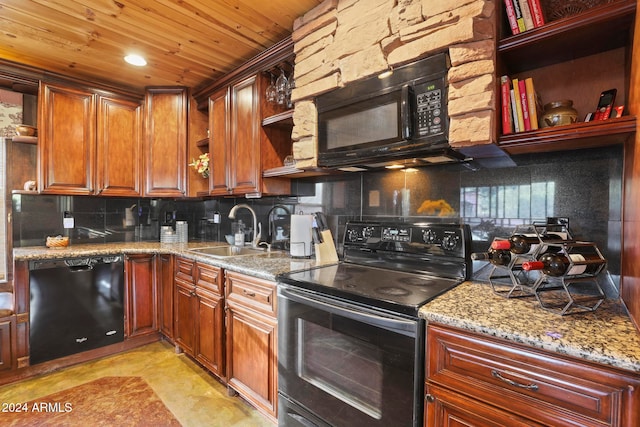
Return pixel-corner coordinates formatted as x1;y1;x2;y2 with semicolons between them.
427;324;639;427
175;257;194;283
195;263;222;295
225;272;276;316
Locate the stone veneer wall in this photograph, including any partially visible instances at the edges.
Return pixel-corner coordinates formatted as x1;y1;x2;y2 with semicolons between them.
290;0;496;168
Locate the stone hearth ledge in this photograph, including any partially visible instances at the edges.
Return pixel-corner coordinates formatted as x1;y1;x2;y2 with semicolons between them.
13;242;323;281
419;281;640;373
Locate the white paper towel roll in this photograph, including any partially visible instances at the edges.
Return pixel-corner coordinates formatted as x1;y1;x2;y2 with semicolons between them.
290;214;314;257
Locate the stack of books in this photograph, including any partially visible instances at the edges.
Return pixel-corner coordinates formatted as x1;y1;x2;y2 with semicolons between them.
501;76;541;135
504;0;546;35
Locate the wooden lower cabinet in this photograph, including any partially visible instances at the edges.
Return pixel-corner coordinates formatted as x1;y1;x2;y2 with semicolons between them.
0;317;15;372
157;254;174;340
124;254;158;338
225;271;277;422
425;324;640;427
173;257;224;379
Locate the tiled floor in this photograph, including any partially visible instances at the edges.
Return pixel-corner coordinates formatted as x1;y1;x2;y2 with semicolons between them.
0;340;274;426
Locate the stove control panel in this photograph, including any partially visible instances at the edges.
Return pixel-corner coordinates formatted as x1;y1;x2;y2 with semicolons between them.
343;221;469;256
382;225;411;242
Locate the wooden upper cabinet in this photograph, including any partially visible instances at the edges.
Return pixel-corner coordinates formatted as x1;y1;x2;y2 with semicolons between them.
230;75;260;195
144;87;187;197
209;87;231;196
96;96;142;196
39;82;96;195
207;74;290;196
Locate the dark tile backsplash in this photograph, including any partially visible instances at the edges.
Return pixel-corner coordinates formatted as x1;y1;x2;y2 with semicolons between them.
12;146;622;290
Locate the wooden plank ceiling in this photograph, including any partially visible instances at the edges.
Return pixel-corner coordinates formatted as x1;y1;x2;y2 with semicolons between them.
0;0;322;93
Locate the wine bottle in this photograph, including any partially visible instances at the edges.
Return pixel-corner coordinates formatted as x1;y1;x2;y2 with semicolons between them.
522;252;604;276
491;233;564;254
471;248;511;266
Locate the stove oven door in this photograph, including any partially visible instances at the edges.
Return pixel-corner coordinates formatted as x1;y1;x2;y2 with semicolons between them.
277;284;424;427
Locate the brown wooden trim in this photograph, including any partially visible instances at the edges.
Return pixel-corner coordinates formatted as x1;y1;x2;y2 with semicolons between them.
0;58;143;100
193;36;294;108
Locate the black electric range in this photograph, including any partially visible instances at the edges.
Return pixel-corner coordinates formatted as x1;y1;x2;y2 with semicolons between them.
278;220;472;317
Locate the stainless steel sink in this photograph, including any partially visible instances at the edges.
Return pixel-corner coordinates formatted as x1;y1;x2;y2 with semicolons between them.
189;246;267;258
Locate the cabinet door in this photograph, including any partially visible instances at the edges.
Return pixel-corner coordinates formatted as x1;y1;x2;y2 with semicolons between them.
157;254;174;340
174;279;196;355
0;318;15;372
195;288;225;379
124;254;158;338
425;383;540;427
226;305;277;420
39;82;95;195
96;96;142;196
209;87;231;195
230;76;260;194
144;87;187;197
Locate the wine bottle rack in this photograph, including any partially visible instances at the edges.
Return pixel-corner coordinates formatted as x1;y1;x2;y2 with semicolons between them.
489;221;572;299
532;241;607;316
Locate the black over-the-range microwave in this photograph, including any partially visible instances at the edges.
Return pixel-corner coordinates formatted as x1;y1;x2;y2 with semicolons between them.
316;52;466;170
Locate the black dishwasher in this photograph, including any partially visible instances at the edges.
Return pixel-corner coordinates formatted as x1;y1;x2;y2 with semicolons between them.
29;255;125;365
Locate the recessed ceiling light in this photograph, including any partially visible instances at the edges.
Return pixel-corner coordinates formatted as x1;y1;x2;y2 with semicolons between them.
124;54;147;66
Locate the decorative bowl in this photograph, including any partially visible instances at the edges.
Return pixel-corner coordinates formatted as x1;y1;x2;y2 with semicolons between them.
46;236;69;248
16;125;37;137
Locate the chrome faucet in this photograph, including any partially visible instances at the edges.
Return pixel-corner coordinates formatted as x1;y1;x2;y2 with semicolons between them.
228;203;261;248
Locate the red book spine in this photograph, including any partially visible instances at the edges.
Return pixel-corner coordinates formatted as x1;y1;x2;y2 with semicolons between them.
500;76;513;135
518;79;531;131
527;0;546;27
503;0;520;35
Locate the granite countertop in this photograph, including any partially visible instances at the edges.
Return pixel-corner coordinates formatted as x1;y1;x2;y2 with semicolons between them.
419;281;640;373
13;241;323;281
16;243;640;374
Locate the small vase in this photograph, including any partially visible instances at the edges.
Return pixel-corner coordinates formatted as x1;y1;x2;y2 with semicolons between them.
540;100;578;128
201;170;209;179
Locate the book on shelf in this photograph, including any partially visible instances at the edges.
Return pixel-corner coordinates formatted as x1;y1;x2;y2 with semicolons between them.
501;76;514;135
503;0;520;35
503;0;546;35
502;76;541;135
518;79;531;131
509;89;520;133
528;0;546;27
511;78;525;132
518;0;535;30
524;77;539;130
511;0;527;33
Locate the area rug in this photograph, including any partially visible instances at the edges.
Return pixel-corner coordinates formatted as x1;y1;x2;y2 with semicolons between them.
1;376;181;426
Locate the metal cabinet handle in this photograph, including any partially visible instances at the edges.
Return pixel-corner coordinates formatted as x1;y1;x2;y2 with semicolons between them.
491;370;539;391
242;289;256;297
425;394;435;403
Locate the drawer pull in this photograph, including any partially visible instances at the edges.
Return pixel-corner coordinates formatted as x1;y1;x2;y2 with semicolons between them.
243;290;256;297
491;370;539;391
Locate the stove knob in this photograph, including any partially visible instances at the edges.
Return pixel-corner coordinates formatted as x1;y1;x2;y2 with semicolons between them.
441;234;459;250
347;229;360;242
362;227;375;239
422;229;437;244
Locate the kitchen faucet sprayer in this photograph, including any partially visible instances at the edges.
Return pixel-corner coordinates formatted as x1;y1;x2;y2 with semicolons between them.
228;204;261;248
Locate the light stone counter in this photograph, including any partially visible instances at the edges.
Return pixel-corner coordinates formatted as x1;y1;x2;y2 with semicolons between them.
13;241;323;281
419;281;640;373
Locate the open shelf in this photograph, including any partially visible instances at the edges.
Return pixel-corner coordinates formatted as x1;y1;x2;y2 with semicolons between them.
262;109;293;127
498;115;636;154
12;136;38;144
498;1;636;74
196;137;209;148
